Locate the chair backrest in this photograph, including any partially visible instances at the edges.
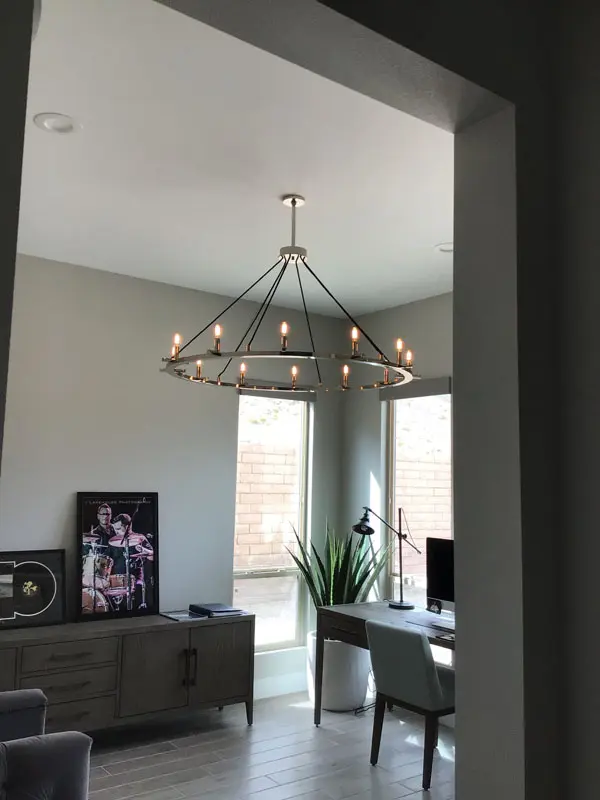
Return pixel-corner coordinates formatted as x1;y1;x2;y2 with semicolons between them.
366;620;445;711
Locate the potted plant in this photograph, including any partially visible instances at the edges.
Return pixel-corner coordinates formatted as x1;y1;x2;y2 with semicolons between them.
288;527;390;712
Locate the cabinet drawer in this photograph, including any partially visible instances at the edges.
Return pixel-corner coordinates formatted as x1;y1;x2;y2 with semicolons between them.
0;649;16;691
45;696;115;733
21;637;118;675
21;665;117;703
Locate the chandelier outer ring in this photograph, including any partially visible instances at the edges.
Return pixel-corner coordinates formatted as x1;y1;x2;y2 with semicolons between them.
161;349;414;393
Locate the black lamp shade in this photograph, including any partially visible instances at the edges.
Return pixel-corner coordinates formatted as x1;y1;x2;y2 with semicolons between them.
352;510;374;536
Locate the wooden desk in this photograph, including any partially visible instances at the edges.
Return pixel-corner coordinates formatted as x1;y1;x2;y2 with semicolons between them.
314;602;455;726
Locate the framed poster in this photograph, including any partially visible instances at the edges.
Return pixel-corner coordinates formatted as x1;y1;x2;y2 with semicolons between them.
0;549;66;629
76;493;158;621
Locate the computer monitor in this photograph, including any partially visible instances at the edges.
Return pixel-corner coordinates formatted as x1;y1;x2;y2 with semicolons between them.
426;537;454;614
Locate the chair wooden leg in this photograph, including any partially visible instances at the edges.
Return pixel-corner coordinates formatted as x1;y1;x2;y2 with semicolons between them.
423;714;438;790
386;701;393;711
370;693;386;766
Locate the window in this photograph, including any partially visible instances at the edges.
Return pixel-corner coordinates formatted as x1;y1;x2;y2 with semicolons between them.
388;387;452;610
233;395;309;649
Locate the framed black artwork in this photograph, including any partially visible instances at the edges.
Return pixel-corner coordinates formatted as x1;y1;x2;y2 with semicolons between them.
0;549;66;629
76;492;159;621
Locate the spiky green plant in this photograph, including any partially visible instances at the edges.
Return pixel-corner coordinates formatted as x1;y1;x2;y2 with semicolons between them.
287;527;390;608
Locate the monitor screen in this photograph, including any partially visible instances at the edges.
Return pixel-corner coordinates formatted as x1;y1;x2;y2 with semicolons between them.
426;537;454;609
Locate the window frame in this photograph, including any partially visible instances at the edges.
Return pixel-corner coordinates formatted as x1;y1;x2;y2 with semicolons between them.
233;393;312;652
383;378;452;600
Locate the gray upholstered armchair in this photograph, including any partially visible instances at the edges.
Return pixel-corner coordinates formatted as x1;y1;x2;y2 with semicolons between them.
0;690;92;800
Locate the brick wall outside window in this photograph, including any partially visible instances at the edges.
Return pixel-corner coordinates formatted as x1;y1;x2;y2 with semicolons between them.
392;394;452;582
234;442;300;570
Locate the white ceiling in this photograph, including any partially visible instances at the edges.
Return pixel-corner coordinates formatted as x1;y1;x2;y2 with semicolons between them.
18;0;454;316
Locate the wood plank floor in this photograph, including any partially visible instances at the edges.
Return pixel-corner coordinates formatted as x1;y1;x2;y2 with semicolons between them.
89;694;455;800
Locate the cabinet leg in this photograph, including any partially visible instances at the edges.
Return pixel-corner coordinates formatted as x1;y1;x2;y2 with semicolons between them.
245;700;253;726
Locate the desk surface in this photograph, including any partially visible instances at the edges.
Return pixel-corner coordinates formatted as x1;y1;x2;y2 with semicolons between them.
319;602;455;650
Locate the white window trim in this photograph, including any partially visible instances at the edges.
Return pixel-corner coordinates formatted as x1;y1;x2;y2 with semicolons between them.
384;377;452;597
234;397;311;652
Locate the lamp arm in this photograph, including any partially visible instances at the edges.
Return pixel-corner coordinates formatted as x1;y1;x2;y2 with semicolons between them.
364;506;421;555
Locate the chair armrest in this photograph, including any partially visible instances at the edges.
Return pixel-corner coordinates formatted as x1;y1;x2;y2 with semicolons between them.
0;731;92;800
436;665;455;709
0;690;47;741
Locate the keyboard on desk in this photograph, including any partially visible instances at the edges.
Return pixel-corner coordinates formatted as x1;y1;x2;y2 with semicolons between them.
405;610;455;633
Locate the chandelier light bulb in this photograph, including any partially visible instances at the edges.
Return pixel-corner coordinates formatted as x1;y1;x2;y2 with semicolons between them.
396;338;404;365
214;324;222;353
239;361;247;386
291;365;298;389
342;363;350;390
405;350;414;369
172;333;181;360
196;360;202;380
351;326;360;356
171;345;176;359
280;321;289;351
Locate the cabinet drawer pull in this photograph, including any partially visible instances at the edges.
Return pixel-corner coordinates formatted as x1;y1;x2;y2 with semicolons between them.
182;648;190;687
46;680;91;694
47;710;89;725
49;651;92;663
190;647;198;687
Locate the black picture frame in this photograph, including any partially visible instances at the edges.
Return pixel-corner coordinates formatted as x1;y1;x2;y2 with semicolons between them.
0;549;66;629
76;492;159;621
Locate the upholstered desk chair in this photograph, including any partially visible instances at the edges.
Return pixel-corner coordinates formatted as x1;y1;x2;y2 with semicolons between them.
366;620;455;791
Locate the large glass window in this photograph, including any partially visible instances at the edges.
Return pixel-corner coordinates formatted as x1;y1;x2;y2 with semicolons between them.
389;390;452;609
233;395;308;649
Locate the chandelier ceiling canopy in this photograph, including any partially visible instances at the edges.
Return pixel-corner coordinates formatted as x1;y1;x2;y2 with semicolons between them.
162;195;415;396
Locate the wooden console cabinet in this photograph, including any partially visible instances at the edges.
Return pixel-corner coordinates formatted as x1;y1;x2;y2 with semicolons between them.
0;614;255;732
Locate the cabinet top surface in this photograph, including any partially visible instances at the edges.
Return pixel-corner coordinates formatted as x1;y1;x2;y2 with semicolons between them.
0;613;254;647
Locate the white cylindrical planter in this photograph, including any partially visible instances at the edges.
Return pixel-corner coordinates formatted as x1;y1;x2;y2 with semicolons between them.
307;631;371;712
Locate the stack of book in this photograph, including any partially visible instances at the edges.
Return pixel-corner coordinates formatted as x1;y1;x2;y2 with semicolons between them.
189;603;246;618
161;603;246;622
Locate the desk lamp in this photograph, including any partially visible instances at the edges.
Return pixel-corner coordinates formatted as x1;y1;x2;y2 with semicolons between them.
352;507;421;610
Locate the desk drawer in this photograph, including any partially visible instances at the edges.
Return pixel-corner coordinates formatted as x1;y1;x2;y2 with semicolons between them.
45;696;115;733
21;637;118;675
320;614;368;648
21;665;117;703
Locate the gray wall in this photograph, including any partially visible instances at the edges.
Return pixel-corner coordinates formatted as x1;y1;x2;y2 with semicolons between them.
560;1;600;792
0;255;344;614
341;293;452;533
0;2;31;477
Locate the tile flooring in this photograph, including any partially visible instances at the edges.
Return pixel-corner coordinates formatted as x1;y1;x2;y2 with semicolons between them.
89;694;455;800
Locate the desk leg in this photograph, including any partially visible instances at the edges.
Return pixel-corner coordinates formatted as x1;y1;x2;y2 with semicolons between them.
314;612;324;726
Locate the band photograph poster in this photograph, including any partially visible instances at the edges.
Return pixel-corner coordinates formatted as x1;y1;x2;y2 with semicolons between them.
76;493;159;621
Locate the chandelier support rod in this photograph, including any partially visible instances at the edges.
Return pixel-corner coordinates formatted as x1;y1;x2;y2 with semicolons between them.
291;198;297;246
295;261;322;385
218;257;290;379
247;257;290;351
300;257;390;362
178;256;284;355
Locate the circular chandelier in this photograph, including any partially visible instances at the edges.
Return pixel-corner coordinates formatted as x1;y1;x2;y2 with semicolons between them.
161;195;415;396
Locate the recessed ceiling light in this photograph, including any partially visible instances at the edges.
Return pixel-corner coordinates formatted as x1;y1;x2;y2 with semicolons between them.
33;112;78;134
434;242;454;254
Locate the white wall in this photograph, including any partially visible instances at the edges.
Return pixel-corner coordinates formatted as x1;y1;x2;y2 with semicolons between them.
341;293;452;530
0;255;345;626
